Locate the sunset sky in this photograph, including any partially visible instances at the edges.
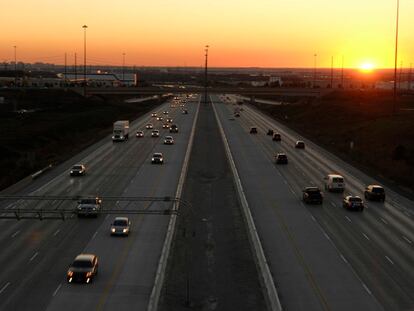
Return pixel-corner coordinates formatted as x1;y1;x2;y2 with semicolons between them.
1;0;413;68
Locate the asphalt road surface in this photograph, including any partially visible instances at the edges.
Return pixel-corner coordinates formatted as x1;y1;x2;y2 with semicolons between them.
213;94;414;311
0;95;200;311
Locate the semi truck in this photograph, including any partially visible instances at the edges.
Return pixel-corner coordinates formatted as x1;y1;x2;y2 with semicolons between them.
112;120;129;142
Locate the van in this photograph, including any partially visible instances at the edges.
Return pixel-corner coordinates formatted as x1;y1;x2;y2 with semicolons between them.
324;174;345;192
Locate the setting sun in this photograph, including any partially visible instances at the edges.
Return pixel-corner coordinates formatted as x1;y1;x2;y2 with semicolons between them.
360;63;375;72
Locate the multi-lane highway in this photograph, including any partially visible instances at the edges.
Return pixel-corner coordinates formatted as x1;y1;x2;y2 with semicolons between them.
0;95;200;310
1;93;413;311
213;94;414;311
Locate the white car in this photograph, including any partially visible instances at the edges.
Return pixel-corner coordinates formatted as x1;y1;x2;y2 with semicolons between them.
324;174;345;192
70;164;86;176
136;131;144;137
164;136;174;145
110;217;131;236
151;113;157;117
156;116;163;121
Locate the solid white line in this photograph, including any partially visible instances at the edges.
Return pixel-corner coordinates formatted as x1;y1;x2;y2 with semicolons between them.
53;229;60;236
92;231;98;239
11;230;20;238
380;218;388;225
345;216;352;223
340;254;348;263
0;282;10;294
311;216;316;222
324;233;331;240
362;283;372;295
385;256;394;265
362;233;370;241
29;252;39;262
402;236;412;244
52;283;62;296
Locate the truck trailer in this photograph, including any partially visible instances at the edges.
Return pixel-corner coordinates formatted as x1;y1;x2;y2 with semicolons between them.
112;120;129;142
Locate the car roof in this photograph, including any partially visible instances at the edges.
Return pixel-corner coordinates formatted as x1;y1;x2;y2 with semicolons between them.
346;195;361;199
165;136;173;139
328;174;343;178
277;153;287;156
153;152;163;156
296;140;304;143
74;254;96;261
369;185;383;188
305;187;320;191
73;164;84;167
114;216;129;222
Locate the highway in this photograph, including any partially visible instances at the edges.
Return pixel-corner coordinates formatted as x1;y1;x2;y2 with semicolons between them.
213;94;414;311
0;95;200;310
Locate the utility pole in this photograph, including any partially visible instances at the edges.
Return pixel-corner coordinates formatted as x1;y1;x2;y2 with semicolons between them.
74;53;77;84
393;0;399;114
341;55;344;88
313;53;317;88
13;46;17;87
64;52;67;86
330;56;334;88
122;52;126;83
204;45;209;104
398;61;403;90
82;24;88;96
408;63;412;91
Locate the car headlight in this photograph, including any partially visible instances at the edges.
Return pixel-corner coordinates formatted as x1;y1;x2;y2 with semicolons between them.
70;171;73;173
152;158;155;161
122;228;128;233
86;272;92;277
92;207;97;211
160;159;163;161
111;228;116;233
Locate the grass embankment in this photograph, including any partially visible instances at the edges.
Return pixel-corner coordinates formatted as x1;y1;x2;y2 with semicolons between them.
0;89;163;190
252;90;414;192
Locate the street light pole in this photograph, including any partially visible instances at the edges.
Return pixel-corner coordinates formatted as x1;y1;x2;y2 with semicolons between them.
330;56;334;88
204;45;209;104
393;0;399;114
313;53;317;88
122;52;126;83
82;25;88;95
13;46;17;87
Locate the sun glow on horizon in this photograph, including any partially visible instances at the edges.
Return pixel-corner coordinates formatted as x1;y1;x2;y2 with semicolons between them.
359;62;376;72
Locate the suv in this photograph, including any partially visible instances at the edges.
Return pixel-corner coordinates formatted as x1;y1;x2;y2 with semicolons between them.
110;217;131;236
67;254;98;283
76;197;102;217
250;127;258;134
343;196;364;211
364;185;385;202
295;140;305;149
169;124;179;133
303;187;323;204
324;174;345;192
152;153;164;164
70;164;86;176
275;153;288;164
272;133;281;141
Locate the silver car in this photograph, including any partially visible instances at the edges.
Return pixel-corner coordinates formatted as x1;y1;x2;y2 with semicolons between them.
110;217;131;236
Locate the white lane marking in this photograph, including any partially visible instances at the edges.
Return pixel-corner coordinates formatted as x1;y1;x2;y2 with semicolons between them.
92;231;98;239
11;230;20;238
330;202;336;207
283;180;288;185
362;283;372;295
53;229;60;236
402;236;412;244
324;233;331;240
52;283;62;296
362;233;370;241
345;216;352;223
29;252;39;262
290;189;296;195
385;256;394;265
380;218;388;225
311;216;316;222
0;282;10;294
340;254;348;263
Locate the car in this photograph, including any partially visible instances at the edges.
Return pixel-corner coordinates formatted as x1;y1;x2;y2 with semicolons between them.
166;118;173;123
164;136;174;145
364;185;385;202
162;123;169;129
169;124;179;133
151;130;160;137
163;111;169;115
70;164;86;176
110;217;131;236
275;153;288;164
151;113;157;117
324;174;345;192
151;153;164;164
136;130;144;137
146;123;153;129
156;116;163;121
303;187;323;204
67;254;98;283
295;140;305;149
77;197;102;217
267;129;274;136
272;133;281;141
250;127;258;134
343;196;364;211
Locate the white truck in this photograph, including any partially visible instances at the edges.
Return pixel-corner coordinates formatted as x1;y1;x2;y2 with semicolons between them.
112;120;129;142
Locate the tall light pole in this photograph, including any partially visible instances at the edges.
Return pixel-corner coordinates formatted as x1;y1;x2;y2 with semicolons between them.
330;56;334;88
341;55;344;88
393;0;399;114
122;52;126;83
313;53;317;88
204;45;209;104
82;25;88;95
13;46;17;87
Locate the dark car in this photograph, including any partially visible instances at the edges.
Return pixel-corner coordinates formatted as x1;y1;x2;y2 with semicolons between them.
272;133;281;141
303;187;323;204
67;254;98;283
343;196;364;211
275;153;288;164
70;164;86;176
76;197;102;217
151;153;164;164
295;140;305;149
136;131;144;138
267;129;274;136
250;127;258;134
234;112;240;117
364;185;385;202
169;124;179;133
110;217;131;236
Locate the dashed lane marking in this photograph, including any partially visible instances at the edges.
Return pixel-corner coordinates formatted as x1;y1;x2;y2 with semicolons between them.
29;252;38;262
385;256;394;265
52;283;62;297
11;230;20;238
0;282;10;294
402;236;412;244
345;216;352;223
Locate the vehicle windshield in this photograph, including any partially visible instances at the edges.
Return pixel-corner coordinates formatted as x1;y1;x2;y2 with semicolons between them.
333;177;344;183
372;187;384;193
80;199;97;204
349;197;362;202
113;220;128;226
72;260;93;268
72;165;82;170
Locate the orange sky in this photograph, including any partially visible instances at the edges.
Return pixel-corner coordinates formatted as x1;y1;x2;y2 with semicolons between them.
0;0;413;68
